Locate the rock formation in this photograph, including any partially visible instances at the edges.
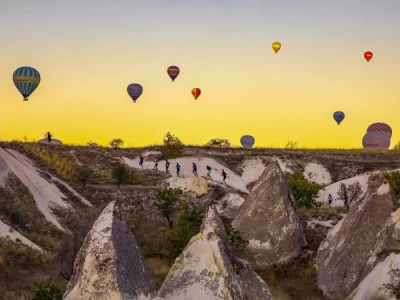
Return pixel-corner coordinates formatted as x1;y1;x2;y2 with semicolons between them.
232;161;307;268
64;201;156;300
316;182;400;299
157;206;272;300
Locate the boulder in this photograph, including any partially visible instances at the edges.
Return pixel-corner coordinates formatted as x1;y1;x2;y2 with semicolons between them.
316;182;400;299
232;161;306;267
64;201;156;300
157;206;272;300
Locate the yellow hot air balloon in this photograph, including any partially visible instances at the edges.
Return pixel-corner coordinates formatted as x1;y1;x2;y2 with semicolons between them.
272;42;281;54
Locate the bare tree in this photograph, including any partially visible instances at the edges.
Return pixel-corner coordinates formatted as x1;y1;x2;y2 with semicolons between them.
337;181;363;207
285;141;298;149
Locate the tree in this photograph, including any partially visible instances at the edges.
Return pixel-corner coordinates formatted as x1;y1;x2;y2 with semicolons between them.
111;163;130;187
337;181;363;205
393;141;400;150
156;187;183;229
382;262;400;299
163;132;184;159
33;284;63;300
205;138;231;147
75;165;94;188
384;171;400;199
285;141;298;149
109;138;124;149
289;170;322;209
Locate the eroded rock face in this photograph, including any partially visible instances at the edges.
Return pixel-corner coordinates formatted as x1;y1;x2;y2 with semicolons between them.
316;183;400;299
232;161;307;268
157;206;272;300
64;201;156;300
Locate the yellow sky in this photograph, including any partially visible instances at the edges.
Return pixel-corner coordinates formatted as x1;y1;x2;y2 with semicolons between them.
1;1;399;148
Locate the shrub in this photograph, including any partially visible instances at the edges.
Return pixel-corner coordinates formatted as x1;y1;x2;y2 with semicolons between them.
111;163;132;186
285;141;298;149
289;170;322;209
393;141;400;150
381;262;400;299
384;171;400;199
337;181;363;205
75;165;94;187
225;223;249;256
32;284;63;300
163;132;184;159
109;138;124;149
205;138;230;147
156;187;183;229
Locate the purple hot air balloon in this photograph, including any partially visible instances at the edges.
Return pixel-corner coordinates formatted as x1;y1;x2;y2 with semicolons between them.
240;135;255;148
362;131;390;150
127;83;143;103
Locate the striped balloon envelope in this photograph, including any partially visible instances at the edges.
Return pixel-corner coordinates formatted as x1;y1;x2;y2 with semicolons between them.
191;88;201;100
13;66;41;101
167;66;180;81
367;122;392;138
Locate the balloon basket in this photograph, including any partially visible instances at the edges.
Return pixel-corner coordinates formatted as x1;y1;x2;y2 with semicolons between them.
23;98;28;101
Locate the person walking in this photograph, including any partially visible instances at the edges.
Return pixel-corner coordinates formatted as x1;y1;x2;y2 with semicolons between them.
165;159;170;174
154;158;159;171
176;162;181;177
139;155;144;168
192;162;198;176
206;165;212;177
222;169;227;183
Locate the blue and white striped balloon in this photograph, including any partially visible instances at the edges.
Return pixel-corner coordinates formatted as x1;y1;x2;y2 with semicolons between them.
13;66;41;101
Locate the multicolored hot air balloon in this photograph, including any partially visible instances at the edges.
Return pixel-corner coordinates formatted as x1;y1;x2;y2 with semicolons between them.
362;131;390;149
191;88;201;100
167;66;180;81
272;42;281;54
127;83;143;103
364;51;373;62
367;122;392;138
333;111;345;125
13;66;41;101
240;135;255;148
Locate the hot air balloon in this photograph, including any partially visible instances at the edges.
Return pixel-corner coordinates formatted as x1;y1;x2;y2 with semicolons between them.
333;111;345;125
240;135;255;148
191;88;201;100
367;122;392;138
127;83;143;103
272;42;281;54
167;66;180;81
364;51;373;62
13;66;41;101
362;131;390;149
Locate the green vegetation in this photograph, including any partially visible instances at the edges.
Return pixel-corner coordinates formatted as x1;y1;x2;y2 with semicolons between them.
111;163;139;186
377;249;400;259
109;138;124;149
22;144;76;179
205;138;231;147
289;170;322;209
74;165;94;187
163;132;184;159
33;284;63;300
156;187;183;228
381;262;400;299
393;141;400;150
384;171;400;199
337;181;363;205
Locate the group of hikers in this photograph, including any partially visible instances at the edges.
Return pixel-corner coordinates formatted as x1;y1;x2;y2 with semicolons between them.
327;193;350;210
138;155;227;183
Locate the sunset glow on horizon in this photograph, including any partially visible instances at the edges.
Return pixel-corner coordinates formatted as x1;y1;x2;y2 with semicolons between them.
1;0;399;148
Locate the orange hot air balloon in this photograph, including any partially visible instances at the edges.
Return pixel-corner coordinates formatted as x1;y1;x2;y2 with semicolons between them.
364;51;373;62
191;88;201;100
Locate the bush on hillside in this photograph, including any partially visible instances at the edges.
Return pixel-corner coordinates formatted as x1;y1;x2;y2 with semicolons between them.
285;141;298;149
156;187;183;229
381;262;400;299
205;138;230;147
32;284;63;300
75;165;94;188
337;181;363;205
393;141;400;150
111;163;138;186
289;170;322;209
384;171;400;199
158;201;203;262
109;138;124;149
163;132;184;159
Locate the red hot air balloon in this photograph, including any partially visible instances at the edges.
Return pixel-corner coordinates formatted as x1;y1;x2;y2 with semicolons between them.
191;88;201;100
367;122;392;138
364;51;373;62
167;66;180;81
